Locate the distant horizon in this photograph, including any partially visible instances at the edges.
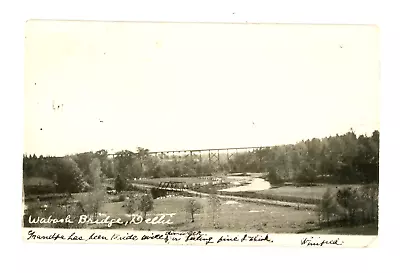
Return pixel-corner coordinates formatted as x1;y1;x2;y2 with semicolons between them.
23;127;379;157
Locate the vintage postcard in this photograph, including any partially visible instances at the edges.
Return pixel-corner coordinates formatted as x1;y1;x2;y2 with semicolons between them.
23;20;379;247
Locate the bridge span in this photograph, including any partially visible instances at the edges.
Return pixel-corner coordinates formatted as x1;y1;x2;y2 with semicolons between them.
108;145;271;167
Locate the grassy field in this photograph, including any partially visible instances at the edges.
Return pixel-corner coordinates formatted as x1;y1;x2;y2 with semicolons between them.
24;174;377;235
219;184;365;205
24;190;378;235
98;196;319;233
302;223;378;235
260;186;328;200
256;184;365;202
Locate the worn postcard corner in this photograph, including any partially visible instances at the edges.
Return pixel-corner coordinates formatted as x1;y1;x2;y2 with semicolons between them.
23;20;379;248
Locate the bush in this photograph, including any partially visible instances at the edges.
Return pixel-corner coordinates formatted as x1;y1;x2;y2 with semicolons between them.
297;166;317;183
150;187;167;199
336;186;378;224
118;194;127;202
317;188;346;224
114;175;127;192
318;185;378;225
266;167;285;186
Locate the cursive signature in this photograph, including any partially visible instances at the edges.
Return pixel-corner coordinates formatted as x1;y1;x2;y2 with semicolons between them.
301;236;344;247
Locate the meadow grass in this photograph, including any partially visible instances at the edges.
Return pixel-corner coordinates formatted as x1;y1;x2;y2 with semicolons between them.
99;196;319;233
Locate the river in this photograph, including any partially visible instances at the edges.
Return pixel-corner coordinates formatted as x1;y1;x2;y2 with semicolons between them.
219;178;271;192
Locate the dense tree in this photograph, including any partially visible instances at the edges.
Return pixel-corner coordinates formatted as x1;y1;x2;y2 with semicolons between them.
94;149;116;178
114;150;141;179
73;152;96;179
54;157;85;193
248;129;380;184
23;129;379;195
114;174;127;192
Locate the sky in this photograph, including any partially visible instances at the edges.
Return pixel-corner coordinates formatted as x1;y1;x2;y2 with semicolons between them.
24;21;380;156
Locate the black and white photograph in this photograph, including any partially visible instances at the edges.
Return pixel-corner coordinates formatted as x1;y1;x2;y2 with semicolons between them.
22;20;380;246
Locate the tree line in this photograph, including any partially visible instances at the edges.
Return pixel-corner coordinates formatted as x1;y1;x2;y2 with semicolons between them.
262;129;379;184
23;129;379;194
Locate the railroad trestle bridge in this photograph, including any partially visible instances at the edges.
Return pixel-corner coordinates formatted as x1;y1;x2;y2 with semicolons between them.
108;145;271;169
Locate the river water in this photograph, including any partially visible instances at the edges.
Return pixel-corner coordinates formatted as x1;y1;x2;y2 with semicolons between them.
220;178;271;192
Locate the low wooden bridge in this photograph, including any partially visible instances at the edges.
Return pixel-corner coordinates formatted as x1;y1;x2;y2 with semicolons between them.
157;181;189;191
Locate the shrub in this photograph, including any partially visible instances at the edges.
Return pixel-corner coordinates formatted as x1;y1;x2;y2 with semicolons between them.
359;185;379;222
150;187;167;199
118;194;127;202
318;185;378;225
336;186;378;224
317;188;345;224
114;174;127;192
266;167;285;186
297;166;317;183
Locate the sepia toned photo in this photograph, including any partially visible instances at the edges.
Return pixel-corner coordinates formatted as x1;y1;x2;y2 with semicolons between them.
22;20;379;246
